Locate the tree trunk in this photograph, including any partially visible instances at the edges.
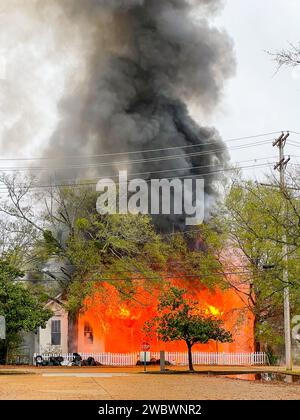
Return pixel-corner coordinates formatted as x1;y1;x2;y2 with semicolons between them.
253;316;261;352
4;342;9;365
186;341;194;372
68;313;79;353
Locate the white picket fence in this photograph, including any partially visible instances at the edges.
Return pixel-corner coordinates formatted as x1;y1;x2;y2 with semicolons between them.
33;351;267;366
34;352;138;366
151;352;267;366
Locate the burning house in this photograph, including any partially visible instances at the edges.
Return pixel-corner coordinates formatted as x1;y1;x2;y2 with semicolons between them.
12;1;249;360
28;277;254;357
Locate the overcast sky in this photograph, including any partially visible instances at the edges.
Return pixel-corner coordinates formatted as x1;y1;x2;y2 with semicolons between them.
0;1;299;181
211;0;300;179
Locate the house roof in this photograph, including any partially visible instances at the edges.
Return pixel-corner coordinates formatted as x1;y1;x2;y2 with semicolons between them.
45;294;65;309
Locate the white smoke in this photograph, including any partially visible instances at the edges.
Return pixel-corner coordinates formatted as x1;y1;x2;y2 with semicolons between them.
0;1;88;157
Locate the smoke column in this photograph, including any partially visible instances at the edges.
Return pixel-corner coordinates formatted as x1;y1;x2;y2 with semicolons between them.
0;0;235;230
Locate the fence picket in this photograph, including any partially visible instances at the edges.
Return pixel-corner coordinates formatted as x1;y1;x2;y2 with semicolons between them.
32;351;267;367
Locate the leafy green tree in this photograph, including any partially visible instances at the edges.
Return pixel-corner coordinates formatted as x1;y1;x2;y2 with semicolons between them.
0;260;52;363
0;177;172;350
163;224;228;290
220;177;300;351
0;177;166;301
146;286;232;371
0;175;234;354
0;176;228;338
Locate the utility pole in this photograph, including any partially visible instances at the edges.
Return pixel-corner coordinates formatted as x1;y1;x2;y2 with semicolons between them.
273;132;292;371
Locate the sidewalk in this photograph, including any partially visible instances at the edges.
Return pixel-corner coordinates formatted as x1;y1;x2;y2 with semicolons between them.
1;365;299;375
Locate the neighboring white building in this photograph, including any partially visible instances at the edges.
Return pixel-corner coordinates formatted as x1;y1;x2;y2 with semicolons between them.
38;299;69;354
24;296;105;361
24;298;69;360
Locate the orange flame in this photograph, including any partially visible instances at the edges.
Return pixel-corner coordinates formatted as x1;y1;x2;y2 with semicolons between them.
205;305;224;317
119;307;131;319
78;276;254;354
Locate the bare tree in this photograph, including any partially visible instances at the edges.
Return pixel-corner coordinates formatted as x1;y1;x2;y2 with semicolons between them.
268;43;300;70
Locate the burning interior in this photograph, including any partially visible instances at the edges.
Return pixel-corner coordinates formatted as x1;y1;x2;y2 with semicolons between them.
75;278;254;354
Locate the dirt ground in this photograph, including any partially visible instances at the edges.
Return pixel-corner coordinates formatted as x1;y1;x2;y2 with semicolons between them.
0;366;299;400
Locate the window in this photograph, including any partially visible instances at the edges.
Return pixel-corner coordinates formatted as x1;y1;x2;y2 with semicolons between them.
51;320;61;346
84;322;94;345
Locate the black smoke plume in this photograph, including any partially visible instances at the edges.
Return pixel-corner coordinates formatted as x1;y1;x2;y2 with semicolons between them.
42;0;235;230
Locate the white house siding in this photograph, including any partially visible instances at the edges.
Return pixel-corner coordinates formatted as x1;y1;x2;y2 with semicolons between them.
36;302;68;355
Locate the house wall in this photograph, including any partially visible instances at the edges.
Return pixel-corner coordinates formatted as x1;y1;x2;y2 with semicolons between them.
36;304;68;354
77;314;105;353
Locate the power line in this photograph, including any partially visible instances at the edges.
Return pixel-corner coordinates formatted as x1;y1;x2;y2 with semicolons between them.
18;270;257;283
0;156;277;192
0;131;285;162
0;161;276;193
23;265;262;274
287;141;300;148
0;139;273;172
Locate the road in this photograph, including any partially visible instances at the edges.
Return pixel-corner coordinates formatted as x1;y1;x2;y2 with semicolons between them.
0;366;299;400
